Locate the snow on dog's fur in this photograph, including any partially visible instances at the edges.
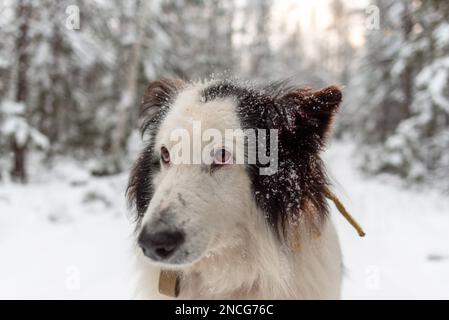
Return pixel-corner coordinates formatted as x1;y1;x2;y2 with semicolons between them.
127;79;343;299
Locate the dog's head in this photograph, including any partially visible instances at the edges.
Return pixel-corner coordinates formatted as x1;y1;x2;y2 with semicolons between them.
127;79;342;267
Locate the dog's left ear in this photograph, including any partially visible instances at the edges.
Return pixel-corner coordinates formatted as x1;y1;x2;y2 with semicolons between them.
140;79;186;135
280;86;342;147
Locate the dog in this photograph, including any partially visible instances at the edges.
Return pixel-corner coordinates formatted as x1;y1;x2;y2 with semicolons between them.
127;79;343;299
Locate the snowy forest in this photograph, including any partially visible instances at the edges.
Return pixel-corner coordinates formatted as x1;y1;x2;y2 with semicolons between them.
1;0;449;299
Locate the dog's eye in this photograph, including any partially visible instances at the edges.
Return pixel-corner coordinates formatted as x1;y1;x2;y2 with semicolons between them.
161;146;170;164
212;148;232;166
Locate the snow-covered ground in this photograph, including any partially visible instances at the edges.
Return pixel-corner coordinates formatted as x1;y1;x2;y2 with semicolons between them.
325;143;449;300
0;142;448;299
0;160;136;299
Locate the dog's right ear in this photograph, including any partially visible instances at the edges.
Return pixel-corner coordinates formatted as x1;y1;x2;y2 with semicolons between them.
278;86;342;151
140;79;186;135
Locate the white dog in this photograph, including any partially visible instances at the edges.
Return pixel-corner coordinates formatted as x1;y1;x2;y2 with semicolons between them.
127;79;343;299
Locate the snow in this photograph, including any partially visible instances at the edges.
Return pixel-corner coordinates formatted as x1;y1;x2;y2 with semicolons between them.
428;64;449;113
0;101;25;114
325;142;449;300
1;100;49;149
1;116;49;149
0;159;136;299
434;23;449;49
0;142;448;299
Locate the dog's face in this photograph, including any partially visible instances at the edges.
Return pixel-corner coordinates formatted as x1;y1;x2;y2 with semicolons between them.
134;84;254;266
128;80;342;267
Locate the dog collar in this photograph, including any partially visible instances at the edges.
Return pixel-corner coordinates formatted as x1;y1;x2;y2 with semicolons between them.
159;269;181;297
158;190;364;298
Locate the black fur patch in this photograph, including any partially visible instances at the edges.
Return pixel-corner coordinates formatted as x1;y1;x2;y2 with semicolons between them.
127;80;185;220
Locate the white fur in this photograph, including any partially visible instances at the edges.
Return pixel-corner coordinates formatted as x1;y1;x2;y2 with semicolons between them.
134;82;342;299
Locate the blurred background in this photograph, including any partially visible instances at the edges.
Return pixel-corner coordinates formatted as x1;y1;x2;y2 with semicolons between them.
0;0;448;299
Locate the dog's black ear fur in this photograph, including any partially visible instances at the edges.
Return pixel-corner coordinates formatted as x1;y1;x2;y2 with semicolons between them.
140;79;186;136
279;86;342;151
246;84;342;238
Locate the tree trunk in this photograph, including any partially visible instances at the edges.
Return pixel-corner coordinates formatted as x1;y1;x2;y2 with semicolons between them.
401;3;413;118
48;25;64;148
11;0;31;183
11;138;27;183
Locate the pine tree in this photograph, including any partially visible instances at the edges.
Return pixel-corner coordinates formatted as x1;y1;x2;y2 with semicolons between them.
346;0;449;189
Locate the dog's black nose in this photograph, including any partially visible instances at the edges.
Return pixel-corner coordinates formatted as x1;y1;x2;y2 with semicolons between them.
138;227;185;260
